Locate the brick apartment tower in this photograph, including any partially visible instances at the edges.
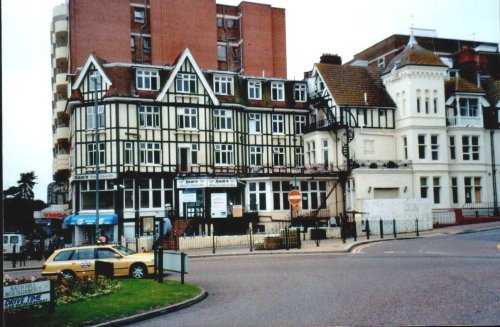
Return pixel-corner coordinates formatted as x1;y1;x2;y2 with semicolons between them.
67;0;286;78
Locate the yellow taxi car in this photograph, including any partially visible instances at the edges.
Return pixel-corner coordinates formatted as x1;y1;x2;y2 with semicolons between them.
42;244;155;280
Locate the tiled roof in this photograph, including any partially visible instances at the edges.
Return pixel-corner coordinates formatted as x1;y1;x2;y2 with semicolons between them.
315;63;395;107
383;42;446;74
445;77;484;98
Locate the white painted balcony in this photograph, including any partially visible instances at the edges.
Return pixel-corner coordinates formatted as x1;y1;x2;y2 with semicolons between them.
52;4;68;19
53;154;70;173
55;126;70;141
55;45;68;61
447;116;483;128
54;99;67;117
54;20;68;34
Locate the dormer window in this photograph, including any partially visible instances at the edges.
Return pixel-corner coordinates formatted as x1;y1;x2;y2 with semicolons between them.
176;73;197;93
294;84;307;102
271;81;284;101
136;69;159;90
214;75;234;95
248;80;262;100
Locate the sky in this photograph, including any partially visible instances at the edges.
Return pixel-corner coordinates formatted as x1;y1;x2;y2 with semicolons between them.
2;0;499;202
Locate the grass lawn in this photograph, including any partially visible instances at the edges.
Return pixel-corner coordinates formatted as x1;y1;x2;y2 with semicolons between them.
5;279;202;327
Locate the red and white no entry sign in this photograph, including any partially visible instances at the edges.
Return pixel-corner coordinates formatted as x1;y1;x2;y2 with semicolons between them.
288;190;302;205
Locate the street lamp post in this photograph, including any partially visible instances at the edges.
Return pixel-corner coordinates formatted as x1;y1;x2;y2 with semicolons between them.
91;72;100;244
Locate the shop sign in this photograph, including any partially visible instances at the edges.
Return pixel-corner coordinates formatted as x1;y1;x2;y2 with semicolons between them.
70;173;117;182
42;212;67;219
181;190;197;203
211;193;227;218
177;178;237;189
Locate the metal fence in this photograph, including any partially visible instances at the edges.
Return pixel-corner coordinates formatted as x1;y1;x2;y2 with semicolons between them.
462;202;498;217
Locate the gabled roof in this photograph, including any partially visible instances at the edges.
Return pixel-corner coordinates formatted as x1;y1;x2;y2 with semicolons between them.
156;48;220;105
315;63;395;107
72;53;113;90
445;77;485;97
382;34;446;75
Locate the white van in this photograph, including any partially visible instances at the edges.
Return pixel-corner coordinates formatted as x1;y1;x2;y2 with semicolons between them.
3;234;27;258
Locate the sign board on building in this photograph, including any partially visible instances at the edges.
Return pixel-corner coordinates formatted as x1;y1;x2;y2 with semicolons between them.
181;190;197;203
3;280;52;310
211;193;227;218
177;178;237;189
70;173;117;182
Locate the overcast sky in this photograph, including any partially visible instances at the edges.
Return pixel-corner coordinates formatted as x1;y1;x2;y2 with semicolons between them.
2;0;499;202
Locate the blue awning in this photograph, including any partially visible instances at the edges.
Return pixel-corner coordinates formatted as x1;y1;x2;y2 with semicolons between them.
63;214;118;226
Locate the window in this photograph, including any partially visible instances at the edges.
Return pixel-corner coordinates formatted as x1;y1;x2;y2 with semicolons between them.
249;182;266;211
403;136;408;160
213;75;233;95
124;142;133;165
425;98;430;114
80;180;114;211
217;17;223;27
87;143;105;166
418;135;426;159
178;108;197;129
273;147;285;166
87;105;105;129
300;181;326;210
459;98;479;117
97;248;116;259
217;44;227;61
89;72;102;91
295;147;304;166
464;177;481;203
377;57;385;68
306;141;316;164
271;82;284;101
295;116;306;134
136;69;159;90
214;109;233;130
449;136;456;160
139;179;163;209
225;19;236;28
215;144;234;165
248;113;261;133
294;84;307;102
433;97;438;114
130;36;136;52
273;181;290;210
322;139;329;165
433;177;441;204
124;179;134;209
176;73;196;93
248;81;262;100
134;7;145;23
250;146;262;166
451;177;458;204
272;114;284;134
139;106;160;128
462;136;479;160
417;97;421;113
431;135;439;160
143;37;151;54
140;143;161;164
420;177;428;198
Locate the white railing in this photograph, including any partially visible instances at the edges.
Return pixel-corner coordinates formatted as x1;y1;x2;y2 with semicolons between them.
447;116;483;127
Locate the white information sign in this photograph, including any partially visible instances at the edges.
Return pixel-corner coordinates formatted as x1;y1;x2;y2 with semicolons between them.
4;280;51;310
177;178;237;189
211;193;227;218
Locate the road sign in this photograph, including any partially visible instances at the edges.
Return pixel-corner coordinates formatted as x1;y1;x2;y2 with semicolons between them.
288;190;302;205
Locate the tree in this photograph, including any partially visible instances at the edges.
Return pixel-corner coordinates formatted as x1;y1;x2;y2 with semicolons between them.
17;171;37;200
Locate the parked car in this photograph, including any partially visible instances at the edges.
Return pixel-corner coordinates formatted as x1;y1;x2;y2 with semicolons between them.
41;244;154;280
3;233;27;258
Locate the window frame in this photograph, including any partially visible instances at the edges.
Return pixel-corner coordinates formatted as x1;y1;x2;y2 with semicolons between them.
294;84;307;102
136;69;159;91
177;108;198;129
176;73;197;93
248;113;261;134
248;80;262;100
138;105;160;128
213;109;233;131
213;75;234;95
139;142;161;165
86;105;105;129
214;144;234;165
271;81;285;101
272;114;285;134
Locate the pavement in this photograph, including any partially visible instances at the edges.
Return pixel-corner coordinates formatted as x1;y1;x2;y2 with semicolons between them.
3;221;500;326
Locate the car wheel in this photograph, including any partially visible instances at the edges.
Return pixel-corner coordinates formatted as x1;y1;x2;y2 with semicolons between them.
130;264;147;279
59;270;76;281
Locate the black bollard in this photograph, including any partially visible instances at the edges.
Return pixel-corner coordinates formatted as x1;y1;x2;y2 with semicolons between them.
393;219;397;238
416;219;419;237
380;219;384;239
366;220;370;240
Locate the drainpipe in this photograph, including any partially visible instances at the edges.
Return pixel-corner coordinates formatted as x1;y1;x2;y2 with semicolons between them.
140;0;149;64
491;129;498;215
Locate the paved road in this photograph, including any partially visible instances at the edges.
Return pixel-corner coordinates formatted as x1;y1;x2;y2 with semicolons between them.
133;229;500;326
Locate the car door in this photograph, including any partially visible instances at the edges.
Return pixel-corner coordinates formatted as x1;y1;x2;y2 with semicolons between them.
95;247;128;277
74;248;96;278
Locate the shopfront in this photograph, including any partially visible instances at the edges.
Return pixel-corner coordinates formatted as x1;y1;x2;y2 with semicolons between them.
63;214;118;246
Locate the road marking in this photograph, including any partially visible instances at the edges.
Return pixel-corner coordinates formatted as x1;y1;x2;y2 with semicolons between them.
383;251;407;254
352;244;370;254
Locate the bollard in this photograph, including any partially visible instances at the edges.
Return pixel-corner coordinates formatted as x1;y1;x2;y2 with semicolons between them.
393;219;397;238
297;228;301;249
157;246;164;283
249;225;253;252
366;220;370;240
353;218;357;242
212;224;216;254
379;219;384;239
416;219;419;237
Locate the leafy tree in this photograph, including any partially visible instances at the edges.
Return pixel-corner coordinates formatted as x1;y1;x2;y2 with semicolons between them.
3;172;46;234
17;171;37;200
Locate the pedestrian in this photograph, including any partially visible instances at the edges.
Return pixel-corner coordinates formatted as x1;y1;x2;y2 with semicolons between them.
11;244;17;268
340;213;348;244
19;244;27;267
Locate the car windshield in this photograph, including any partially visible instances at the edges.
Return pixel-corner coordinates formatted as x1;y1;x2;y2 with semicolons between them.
112;245;137;256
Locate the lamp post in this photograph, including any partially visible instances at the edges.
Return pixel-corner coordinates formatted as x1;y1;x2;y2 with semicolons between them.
91;72;100;244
